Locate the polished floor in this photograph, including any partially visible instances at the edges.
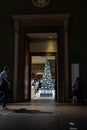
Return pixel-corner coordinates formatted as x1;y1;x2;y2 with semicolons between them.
0;101;87;130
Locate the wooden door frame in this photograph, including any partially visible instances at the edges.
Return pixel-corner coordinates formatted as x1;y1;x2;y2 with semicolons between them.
12;14;70;102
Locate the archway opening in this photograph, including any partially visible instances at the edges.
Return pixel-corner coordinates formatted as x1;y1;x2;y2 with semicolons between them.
31;55;56;100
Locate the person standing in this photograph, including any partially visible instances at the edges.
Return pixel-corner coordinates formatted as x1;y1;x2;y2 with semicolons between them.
0;66;10;110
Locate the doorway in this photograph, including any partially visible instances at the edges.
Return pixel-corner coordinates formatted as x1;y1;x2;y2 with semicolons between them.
13;14;70;102
31;55;56;100
24;32;57;101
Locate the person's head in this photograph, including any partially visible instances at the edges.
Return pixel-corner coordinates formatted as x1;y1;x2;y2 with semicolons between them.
4;66;10;74
76;77;80;82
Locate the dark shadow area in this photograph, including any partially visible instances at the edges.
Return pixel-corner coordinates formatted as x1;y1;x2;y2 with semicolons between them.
10;108;53;114
31;99;55;103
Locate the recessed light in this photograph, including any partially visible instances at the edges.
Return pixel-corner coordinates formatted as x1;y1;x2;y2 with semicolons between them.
49;36;52;39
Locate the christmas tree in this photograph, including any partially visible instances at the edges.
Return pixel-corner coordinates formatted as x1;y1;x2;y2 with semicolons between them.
41;60;53;90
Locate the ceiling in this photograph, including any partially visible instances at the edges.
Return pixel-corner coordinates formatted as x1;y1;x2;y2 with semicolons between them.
27;32;57;40
27;33;56;63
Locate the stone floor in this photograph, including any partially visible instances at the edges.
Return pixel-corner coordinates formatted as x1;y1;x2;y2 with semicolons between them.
0;100;87;130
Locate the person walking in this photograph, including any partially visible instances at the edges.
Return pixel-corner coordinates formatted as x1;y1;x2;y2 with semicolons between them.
0;66;10;110
72;77;80;104
75;77;83;105
72;85;78;104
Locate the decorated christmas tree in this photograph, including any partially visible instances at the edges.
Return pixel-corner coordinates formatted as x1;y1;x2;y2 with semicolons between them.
41;60;53;90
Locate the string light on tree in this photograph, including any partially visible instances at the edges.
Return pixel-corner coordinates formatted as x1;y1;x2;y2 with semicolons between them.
41;60;53;90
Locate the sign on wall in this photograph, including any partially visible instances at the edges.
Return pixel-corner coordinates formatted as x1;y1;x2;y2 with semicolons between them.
71;64;79;87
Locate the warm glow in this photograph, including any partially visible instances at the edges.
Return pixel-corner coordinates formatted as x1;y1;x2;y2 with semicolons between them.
46;40;55;51
36;72;43;75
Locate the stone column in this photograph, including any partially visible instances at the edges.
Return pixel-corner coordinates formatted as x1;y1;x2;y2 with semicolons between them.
13;20;19;102
63;20;69;102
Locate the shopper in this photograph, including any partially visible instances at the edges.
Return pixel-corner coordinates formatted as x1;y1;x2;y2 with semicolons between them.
0;66;10;110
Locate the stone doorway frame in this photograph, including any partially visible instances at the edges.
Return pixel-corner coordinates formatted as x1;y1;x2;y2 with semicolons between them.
12;14;70;102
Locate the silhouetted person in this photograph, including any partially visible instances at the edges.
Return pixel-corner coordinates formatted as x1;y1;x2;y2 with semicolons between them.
72;85;78;104
0;66;10;110
38;80;42;89
72;79;79;104
76;77;83;105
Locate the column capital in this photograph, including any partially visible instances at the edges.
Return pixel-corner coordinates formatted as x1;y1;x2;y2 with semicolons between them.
14;20;19;32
